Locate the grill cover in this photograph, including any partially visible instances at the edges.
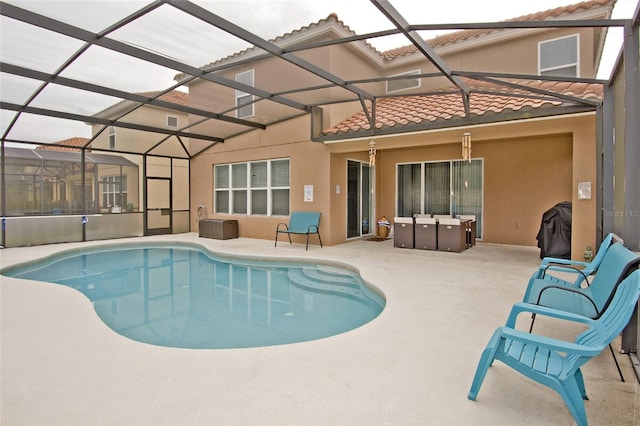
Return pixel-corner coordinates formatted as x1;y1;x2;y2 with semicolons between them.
536;201;572;259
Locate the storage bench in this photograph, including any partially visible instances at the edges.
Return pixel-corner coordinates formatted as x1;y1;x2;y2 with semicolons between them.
199;219;238;240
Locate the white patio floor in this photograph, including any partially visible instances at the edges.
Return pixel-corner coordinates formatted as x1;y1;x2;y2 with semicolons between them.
1;233;638;425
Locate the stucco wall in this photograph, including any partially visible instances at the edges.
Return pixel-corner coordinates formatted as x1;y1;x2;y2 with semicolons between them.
190;115;333;246
385;27;600;88
325;113;597;258
372;134;571;247
189;112;597;257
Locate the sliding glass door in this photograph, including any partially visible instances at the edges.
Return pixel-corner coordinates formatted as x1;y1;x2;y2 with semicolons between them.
347;160;373;238
397;159;483;237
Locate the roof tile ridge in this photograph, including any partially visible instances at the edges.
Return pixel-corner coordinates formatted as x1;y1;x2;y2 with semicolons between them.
197;13;370;69
382;0;614;59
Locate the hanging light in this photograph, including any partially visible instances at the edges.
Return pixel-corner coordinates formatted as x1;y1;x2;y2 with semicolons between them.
462;132;472;162
368;140;377;166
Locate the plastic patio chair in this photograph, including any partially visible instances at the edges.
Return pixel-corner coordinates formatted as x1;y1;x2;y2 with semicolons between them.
468;269;640;426
522;241;640;381
530;233;619;288
523;242;639;321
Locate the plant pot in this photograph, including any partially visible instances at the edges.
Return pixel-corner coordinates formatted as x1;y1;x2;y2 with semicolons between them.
378;226;389;238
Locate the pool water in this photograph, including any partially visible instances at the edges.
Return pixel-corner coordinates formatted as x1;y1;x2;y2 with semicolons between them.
3;245;385;349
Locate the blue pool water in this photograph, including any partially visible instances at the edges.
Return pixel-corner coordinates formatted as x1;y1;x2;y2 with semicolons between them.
3;244;385;349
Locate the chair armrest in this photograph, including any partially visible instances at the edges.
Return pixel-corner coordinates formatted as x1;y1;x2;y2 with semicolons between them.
541;264;590;286
497;327;601;357
540;257;590;268
307;225;319;233
276;223;289;231
506;302;597;328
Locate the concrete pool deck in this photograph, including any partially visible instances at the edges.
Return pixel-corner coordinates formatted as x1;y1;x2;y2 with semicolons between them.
1;233;638;425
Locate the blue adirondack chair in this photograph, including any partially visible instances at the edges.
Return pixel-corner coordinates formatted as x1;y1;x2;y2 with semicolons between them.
468;269;640;426
523;242;639;320
522;242;640;380
531;233;618;288
275;212;323;251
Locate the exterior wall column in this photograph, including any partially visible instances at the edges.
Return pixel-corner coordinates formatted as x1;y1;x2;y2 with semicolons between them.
572;120;597;260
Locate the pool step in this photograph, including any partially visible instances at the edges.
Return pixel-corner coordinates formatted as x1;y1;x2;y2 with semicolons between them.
301;266;361;288
287;268;365;299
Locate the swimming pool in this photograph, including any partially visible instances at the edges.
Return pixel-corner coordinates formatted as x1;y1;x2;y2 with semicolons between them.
2;243;385;349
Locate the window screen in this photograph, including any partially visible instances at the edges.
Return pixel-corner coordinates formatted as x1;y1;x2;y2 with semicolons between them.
387;70;420;93
539;35;578;77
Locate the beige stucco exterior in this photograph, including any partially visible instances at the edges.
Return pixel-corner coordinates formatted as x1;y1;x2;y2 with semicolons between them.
184;6;610;259
190;110;597;258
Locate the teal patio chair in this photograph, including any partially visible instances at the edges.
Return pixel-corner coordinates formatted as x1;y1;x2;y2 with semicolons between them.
531;233;619;288
468;269;640;426
522;241;640;380
522;242;639;321
275;212;323;251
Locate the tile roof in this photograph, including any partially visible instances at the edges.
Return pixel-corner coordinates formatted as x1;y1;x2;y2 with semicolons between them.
321;79;603;135
93;90;189;118
192;13;379;72
138;90;189;106
191;0;613;71
381;0;614;60
37;137;90;152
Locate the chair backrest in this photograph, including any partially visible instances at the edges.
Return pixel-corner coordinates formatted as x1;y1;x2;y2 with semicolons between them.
289;212;321;231
586;232;616;271
589;242;640;315
433;214;451;219
571;270;640;364
458;215;476;221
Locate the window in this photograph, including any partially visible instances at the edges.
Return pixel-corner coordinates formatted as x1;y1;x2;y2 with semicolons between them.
235;70;254;119
167;115;178;128
386;69;421;93
108;126;116;149
397;159;483;237
214;159;289;215
539;34;579;77
101;175;127;209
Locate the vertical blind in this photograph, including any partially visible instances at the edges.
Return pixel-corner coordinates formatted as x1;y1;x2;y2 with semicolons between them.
424;162;451;215
397;159;483;237
396;163;421;217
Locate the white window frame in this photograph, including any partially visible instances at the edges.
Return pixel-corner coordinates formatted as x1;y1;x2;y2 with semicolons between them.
108;126;116;149
235;69;255;119
214;158;289;216
538;34;580;77
386;69;421;93
167;115;178;128
101;174;127;209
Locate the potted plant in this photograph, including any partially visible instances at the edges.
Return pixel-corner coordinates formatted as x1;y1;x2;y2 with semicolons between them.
584;245;594;262
377;216;391;238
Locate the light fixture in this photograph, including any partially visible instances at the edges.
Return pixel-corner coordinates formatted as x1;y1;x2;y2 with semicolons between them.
462;132;472;162
368;140;377;166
